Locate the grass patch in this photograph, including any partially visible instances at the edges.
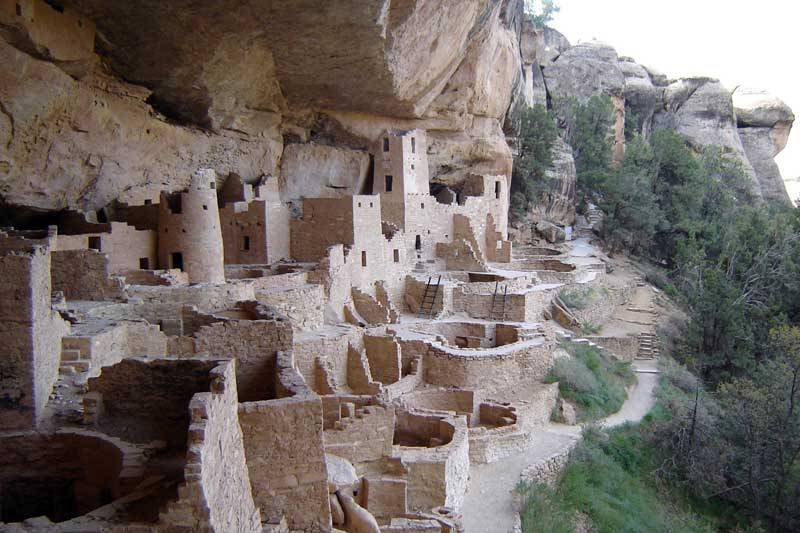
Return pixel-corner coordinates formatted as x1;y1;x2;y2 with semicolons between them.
559;286;608;310
523;361;761;533
580;321;601;334
546;342;634;421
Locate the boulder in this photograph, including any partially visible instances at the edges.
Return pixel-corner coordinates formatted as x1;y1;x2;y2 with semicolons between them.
535;220;566;243
733;87;794;203
654;78;760;197
326;454;359;494
618;58;659;138
520;22;571;65
526;137;577;226
554;398;577;425
337;492;381;533
543;42;625;104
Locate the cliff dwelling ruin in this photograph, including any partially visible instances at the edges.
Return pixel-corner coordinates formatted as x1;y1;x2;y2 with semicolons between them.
0;1;793;532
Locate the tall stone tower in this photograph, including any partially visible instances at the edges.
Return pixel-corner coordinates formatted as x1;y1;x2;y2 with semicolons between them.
372;129;430;229
158;169;225;284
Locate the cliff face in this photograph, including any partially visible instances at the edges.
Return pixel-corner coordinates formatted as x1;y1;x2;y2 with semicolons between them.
520;23;796;208
0;0;525;213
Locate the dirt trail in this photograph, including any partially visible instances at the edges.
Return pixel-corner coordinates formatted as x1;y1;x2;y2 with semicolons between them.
460;361;658;533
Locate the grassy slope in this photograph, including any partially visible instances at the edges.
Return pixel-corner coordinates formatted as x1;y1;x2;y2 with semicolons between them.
522;359;755;533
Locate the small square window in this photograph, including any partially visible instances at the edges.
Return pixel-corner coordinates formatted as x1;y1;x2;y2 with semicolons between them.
202;204;208;210
209;181;216;189
144;199;152;205
139;257;150;269
88;236;101;251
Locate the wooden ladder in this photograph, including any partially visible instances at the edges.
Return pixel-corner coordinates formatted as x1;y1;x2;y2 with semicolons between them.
490;281;508;321
417;276;442;319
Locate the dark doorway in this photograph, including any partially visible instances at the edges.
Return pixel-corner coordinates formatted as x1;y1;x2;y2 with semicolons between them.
242;236;250;251
171;252;184;271
139;257;150;269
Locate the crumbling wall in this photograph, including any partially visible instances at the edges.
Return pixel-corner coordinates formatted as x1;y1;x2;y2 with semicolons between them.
0;240;68;429
239;353;331;531
323;403;395;465
256;283;325;331
364;335;402;385
51;249;126;301
190;315;293;402
159;360;261;533
87;358;217;447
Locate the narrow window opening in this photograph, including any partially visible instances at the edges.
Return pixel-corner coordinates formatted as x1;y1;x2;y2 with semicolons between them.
171;252;184;271
415;235;422;251
358;202;362;208
370;202;373;208
139;257;150;269
167;194;182;214
393;249;400;263
411;164;415;170
385;175;393;192
88;236;101;251
411;137;416;154
495;181;501;199
96;209;108;223
383;138;390;152
209;181;216;189
361;251;367;267
420;202;424;209
15;3;22;16
242;236;250;251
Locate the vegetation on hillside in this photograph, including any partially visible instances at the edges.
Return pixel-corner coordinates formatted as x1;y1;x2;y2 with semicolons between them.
523;0;560;27
510;105;559;224
523;94;800;531
546;342;634;421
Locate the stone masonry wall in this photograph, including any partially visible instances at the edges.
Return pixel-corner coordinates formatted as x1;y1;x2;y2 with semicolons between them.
159;360;261;533
239;357;331;532
423;341;555;396
0;241;68;429
51;249;126;301
256;283;324;331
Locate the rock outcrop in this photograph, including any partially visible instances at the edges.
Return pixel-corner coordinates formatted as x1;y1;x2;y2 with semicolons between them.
653;77;760;196
733;87;795;204
527;137;577;226
0;0;525;213
532;32;795;204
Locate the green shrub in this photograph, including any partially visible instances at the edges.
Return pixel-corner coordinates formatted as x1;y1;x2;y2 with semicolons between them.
547;342;632;420
559;286;605;310
580;321;600;335
519;482;575;533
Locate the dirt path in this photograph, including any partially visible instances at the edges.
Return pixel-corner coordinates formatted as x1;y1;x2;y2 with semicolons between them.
460;362;658;533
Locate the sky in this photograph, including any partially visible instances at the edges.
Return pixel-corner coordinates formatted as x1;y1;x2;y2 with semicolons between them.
549;0;800;201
